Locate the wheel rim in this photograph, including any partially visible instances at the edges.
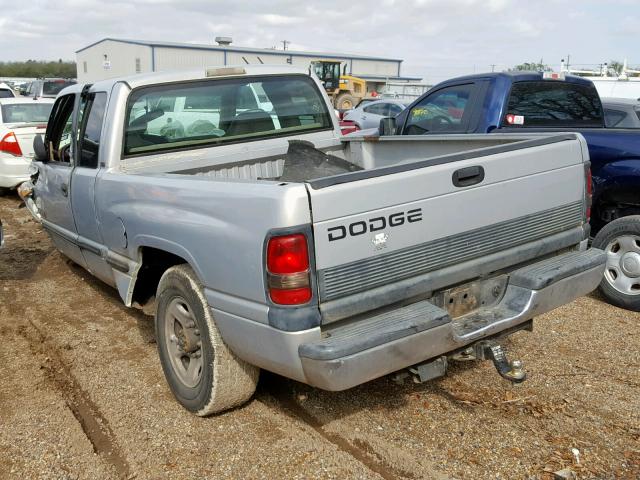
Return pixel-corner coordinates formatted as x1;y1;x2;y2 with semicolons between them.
604;234;640;296
164;296;203;388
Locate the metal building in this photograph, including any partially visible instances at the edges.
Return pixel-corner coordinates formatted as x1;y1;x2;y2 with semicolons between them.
75;38;421;91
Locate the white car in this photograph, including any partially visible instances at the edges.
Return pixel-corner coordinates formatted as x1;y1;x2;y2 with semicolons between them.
0;82;16;99
342;99;407;130
0;98;54;191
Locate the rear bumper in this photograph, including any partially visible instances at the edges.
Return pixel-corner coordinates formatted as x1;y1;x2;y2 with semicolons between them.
0;155;31;188
299;248;605;390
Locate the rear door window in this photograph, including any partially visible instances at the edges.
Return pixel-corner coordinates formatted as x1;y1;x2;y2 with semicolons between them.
77;92;107;168
403;84;474;134
504;81;603;127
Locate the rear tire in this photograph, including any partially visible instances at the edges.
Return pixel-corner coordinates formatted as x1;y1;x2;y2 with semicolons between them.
336;93;357;110
592;215;640;311
155;264;259;415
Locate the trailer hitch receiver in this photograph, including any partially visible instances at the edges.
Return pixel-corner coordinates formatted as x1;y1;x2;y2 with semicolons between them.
474;341;527;383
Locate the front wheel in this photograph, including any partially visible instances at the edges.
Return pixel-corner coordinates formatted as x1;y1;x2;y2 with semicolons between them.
335;93;357;110
155;264;259;415
592;215;640;311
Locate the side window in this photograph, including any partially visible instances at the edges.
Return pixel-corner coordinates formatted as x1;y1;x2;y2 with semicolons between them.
404;84;473;134
388;104;404;116
77;93;107;168
604;109;627;128
44;94;75;163
363;103;388;116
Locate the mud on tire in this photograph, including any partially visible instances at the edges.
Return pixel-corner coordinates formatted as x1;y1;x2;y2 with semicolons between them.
155;264;259;415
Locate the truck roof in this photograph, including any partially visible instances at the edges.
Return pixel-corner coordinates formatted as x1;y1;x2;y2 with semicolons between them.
434;71;595;87
60;64;311;96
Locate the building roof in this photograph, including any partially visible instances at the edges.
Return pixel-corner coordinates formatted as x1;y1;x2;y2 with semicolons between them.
63;64;321;93
76;38;403;63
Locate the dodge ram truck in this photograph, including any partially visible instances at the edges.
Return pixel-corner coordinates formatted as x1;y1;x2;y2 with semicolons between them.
19;65;605;415
385;71;640;311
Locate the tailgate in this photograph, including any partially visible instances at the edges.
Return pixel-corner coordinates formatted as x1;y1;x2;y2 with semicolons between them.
10;124;47;158
306;135;587;306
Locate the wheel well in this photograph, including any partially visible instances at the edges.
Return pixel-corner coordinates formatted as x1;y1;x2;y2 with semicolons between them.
131;247;187;310
593;187;640;235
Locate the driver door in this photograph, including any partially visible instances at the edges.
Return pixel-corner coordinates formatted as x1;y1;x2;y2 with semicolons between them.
36;92;87;267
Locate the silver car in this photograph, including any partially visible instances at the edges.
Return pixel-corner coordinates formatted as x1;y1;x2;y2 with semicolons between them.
342;99;406;130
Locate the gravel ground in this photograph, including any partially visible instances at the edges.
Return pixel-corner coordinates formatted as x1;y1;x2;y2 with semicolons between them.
0;193;638;480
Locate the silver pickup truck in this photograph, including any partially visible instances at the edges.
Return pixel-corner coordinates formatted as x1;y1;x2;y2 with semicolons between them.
19;65;605;415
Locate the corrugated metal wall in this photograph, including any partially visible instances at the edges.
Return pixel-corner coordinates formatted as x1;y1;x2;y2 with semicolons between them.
76;40;152;82
77;40;404;82
155;47;225;71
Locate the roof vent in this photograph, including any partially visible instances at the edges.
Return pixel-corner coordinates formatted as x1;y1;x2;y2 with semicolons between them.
215;37;232;46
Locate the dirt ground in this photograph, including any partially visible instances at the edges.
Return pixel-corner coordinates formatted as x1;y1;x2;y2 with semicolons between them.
0;193;638;480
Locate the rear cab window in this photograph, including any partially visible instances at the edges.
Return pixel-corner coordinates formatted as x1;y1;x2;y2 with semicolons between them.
503;81;604;128
43;80;77;97
123;75;332;157
1;103;53;123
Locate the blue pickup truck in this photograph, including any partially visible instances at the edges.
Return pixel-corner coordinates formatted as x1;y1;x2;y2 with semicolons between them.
384;71;640;311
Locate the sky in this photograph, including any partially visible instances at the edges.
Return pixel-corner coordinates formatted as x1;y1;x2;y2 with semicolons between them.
0;0;637;84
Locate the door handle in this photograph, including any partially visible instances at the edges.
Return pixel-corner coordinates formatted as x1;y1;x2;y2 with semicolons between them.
61;183;68;197
452;166;485;187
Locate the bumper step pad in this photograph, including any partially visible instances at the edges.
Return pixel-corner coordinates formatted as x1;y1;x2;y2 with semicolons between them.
299;300;449;361
510;248;605;290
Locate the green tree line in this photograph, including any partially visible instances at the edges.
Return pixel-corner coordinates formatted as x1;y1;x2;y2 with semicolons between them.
0;60;77;78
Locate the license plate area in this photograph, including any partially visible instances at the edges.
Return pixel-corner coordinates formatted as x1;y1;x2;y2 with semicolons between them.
432;275;508;318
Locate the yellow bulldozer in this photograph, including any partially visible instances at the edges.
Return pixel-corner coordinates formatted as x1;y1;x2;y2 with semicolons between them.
311;60;367;110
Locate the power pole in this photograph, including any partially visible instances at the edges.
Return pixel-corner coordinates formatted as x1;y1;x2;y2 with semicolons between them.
281;40;290;51
490;64;497;72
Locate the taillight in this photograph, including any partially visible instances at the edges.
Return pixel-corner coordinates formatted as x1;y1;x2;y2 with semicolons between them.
585;166;593;222
340;120;360;135
0;132;22;156
266;234;312;305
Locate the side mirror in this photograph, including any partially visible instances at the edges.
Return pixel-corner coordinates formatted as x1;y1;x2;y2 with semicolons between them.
378;117;397;136
33;134;48;162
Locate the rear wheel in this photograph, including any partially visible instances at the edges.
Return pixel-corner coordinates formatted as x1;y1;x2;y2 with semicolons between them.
335;93;357;110
155;264;259;415
592;216;640;311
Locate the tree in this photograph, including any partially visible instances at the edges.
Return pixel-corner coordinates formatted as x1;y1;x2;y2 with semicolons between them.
511;61;552;72
0;60;77;78
608;60;623;75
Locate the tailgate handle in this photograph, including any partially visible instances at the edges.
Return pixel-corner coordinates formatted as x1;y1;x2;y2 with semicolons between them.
452;166;485;187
